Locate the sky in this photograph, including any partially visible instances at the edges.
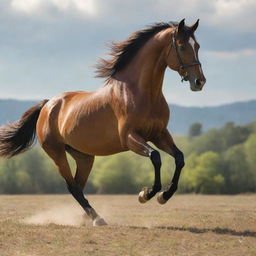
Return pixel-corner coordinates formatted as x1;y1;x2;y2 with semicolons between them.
0;0;255;106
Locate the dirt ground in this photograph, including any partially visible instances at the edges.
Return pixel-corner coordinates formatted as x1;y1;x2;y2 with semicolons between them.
0;194;255;256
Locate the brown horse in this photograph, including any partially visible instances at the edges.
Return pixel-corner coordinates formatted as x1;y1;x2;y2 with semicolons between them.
0;19;205;226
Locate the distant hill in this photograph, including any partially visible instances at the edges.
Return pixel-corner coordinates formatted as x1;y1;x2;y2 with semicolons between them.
0;98;255;135
168;100;256;134
0;99;37;123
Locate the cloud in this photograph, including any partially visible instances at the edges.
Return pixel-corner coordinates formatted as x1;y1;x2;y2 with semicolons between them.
8;0;256;30
10;0;96;16
151;0;256;32
0;0;256;105
6;0;256;33
208;0;256;30
204;49;256;60
11;0;40;13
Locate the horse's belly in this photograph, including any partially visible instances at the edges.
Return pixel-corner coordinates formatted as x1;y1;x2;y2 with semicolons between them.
62;107;124;156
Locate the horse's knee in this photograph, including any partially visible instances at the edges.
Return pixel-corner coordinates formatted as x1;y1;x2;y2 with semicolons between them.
175;150;185;169
150;150;162;169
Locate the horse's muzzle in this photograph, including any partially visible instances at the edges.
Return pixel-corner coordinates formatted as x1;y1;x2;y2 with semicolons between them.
190;78;206;91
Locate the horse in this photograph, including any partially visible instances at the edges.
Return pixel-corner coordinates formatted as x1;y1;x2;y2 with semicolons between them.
0;19;206;226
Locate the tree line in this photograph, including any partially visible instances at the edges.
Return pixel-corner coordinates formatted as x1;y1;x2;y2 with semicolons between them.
0;121;255;194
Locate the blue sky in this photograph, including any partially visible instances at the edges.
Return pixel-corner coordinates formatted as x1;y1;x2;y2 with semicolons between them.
0;0;255;106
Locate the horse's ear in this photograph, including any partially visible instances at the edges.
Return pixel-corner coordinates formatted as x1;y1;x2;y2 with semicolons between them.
177;18;185;34
190;19;199;33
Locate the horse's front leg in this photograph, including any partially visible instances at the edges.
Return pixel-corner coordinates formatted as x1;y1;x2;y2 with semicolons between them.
152;129;185;204
124;131;162;203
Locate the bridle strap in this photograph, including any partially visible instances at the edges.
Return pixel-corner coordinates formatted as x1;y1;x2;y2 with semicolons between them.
171;31;201;79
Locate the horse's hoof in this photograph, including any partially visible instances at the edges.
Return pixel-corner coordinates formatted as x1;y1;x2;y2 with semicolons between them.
138;190;148;204
157;192;167;205
93;216;107;226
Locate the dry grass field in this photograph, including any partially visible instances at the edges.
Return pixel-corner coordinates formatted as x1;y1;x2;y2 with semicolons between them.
0;194;255;256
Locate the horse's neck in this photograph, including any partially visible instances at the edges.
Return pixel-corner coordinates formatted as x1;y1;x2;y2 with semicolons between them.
113;40;167;104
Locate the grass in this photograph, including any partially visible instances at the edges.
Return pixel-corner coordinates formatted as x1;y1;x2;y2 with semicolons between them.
0;194;255;255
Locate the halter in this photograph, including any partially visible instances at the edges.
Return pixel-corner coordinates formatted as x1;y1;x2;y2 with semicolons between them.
171;31;201;82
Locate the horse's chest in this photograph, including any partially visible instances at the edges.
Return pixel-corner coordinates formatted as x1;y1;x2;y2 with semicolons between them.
137;114;168;140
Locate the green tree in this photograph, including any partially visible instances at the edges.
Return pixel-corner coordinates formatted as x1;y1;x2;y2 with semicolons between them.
244;134;256;169
0;147;67;194
0;158;20;193
179;152;224;194
187;122;251;156
92;153;139;194
246;121;256;134
188;123;202;137
244;134;256;191
220;122;250;150
187;129;223;155
222;144;253;193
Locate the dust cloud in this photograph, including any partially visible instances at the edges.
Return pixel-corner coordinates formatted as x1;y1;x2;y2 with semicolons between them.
22;204;92;227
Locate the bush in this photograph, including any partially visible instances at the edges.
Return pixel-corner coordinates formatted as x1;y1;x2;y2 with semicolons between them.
179;152;224;194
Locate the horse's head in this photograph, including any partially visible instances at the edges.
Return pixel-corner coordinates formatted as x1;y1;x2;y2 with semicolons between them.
166;19;206;91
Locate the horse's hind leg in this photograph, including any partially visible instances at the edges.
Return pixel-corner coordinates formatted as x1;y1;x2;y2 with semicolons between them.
65;145;94;190
65;145;107;226
42;143;106;226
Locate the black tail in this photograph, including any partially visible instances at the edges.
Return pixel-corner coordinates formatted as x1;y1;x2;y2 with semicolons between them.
0;99;49;158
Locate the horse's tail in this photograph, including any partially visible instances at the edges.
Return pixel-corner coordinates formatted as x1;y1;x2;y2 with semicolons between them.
0;99;49;158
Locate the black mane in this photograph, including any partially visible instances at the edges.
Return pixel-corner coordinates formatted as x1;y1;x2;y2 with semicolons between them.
95;22;178;79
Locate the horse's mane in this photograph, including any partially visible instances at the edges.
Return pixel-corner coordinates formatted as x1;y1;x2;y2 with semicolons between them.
95;22;178;80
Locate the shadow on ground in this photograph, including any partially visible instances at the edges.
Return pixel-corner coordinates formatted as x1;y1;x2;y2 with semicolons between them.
126;225;256;238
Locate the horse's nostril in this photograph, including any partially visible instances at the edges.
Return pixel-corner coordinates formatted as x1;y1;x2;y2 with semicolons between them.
195;79;201;86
